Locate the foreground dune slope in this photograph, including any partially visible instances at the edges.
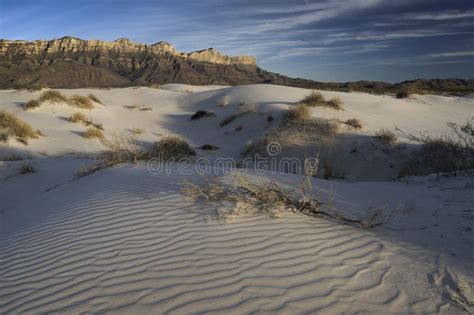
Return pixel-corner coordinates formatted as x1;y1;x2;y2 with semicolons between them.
0;163;473;314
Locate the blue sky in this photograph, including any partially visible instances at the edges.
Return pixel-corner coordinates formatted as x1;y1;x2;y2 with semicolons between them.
1;0;473;82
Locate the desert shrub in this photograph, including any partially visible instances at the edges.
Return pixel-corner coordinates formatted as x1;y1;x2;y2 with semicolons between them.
220;114;238;126
23;100;41;110
235;126;243;132
396;86;418;99
345;118;363;129
0;154;28;161
326;97;344;110
398;118;474;176
301;91;325;107
69;112;87;123
87;94;102;104
130;128;145;135
27;84;49;92
38;90;68;104
375;129;398;145
218;96;229;107
68;95;94;109
18;163;35;174
191;110;215;120
183;170;398;228
84;127;104;140
101;132;147;164
150;136;196;160
0;110;38;144
124;105;152;111
267;115;274;122
285;104;311;122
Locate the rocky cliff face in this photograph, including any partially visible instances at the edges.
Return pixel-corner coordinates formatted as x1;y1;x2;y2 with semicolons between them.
0;37;256;66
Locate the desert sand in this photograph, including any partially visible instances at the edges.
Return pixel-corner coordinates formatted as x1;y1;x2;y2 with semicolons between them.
1;84;473;313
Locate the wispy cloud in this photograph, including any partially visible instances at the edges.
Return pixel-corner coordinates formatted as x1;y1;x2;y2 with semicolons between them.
427;51;474;58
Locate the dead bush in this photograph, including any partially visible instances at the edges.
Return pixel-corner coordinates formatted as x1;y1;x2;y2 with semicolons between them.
0;110;39;144
130;128;145;135
150;136;196;160
397;118;474;176
87;94;102;104
124;105;152;111
68;95;94;109
27;84;49;92
220;103;257;126
301;91;325;107
18;163;35;174
182;165;397;229
101;132;147;164
38;90;68;104
69;112;87;123
375;129;398;145
326;97;344;110
84;127;104;140
396;86;418;99
345;118;363;129
23;100;41;110
285;104;311;122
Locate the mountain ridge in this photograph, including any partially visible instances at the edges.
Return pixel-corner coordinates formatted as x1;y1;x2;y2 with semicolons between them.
0;37;473;94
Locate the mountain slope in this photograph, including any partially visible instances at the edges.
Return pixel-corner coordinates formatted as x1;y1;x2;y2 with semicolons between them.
1;37;473;94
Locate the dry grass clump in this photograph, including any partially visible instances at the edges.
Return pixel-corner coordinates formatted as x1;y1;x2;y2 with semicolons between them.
101;132;147;164
220;103;257;126
69;112;87;123
326;97;344;110
130;128;145;135
0;154;29;161
0;110;39;144
27;84;49;92
68;95;94;109
345;118;363;129
87;94;102;104
398;118;474;176
150;136;196;160
285;104;312;122
190;110;215;120
38;90;68;104
375;129;398;145
301;91;325;107
84;127;104;140
299;91;344;110
124;105;152;111
18;163;35;174
183;165;396;229
23;100;41;110
396;86;418;99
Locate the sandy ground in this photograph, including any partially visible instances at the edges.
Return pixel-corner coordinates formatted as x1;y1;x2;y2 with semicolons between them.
0;85;473;313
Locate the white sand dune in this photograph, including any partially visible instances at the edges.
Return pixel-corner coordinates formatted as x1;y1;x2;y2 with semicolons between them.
0;164;473;314
1;84;473;313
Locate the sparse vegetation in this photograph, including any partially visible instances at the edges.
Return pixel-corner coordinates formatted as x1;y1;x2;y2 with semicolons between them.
24;90;96;110
18;163;35;174
396;86;418;99
68;95;94;109
398;118;474;176
124;105;152;111
285;104;312;122
84;127;104;140
27;84;49;92
0;154;29;161
87;94;102;104
23;100;41;110
69;112;87;123
150;136;196;160
0;110;39;144
191;110;215;120
235;126;243;132
301;91;325;107
183;164;397;229
345;118;363;129
299;91;344;110
130;128;145;135
375;129;398;145
38;90;68;104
